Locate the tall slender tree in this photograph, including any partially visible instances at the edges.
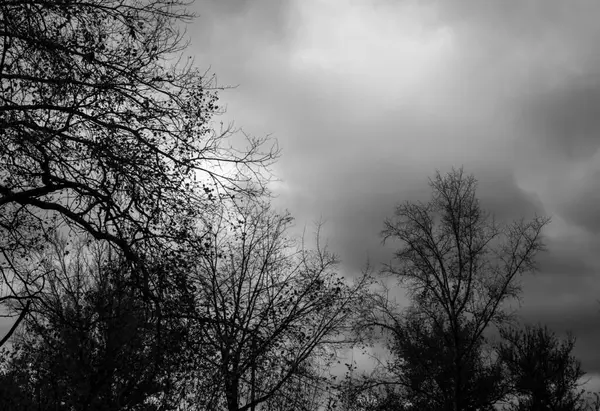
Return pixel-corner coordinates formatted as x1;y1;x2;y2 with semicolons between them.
364;168;550;410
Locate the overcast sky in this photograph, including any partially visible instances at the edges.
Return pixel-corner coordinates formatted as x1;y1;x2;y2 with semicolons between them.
2;0;598;395
188;0;600;387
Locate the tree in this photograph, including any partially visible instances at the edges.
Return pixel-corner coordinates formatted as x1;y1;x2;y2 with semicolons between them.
179;201;369;411
336;373;409;411
0;234;192;410
0;0;277;345
364;168;550;410
392;309;506;410
498;324;587;411
259;359;332;411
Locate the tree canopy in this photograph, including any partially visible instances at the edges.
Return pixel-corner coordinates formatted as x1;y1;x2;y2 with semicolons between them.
0;0;277;343
357;168;552;411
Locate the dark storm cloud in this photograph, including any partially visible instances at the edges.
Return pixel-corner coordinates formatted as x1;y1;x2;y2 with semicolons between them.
436;0;600;238
538;235;600;280
186;0;600;379
514;81;600;235
558;168;600;234
517;302;600;374
473;168;547;221
522;82;600;161
516;231;600;373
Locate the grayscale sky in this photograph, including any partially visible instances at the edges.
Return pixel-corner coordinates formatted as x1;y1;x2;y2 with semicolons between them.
187;0;600;388
1;0;597;392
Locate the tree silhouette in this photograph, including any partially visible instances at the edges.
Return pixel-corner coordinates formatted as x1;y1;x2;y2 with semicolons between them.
0;0;277;347
498;324;587;411
179;201;370;411
0;234;192;410
361;168;550;410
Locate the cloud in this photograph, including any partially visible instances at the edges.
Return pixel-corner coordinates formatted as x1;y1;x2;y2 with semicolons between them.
516;302;600;374
521;82;600;161
557;167;600;234
514;232;600;372
187;0;600;374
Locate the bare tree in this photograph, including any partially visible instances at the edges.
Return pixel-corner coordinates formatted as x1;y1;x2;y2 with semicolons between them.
180;201;370;411
364;168;550;410
0;0;277;345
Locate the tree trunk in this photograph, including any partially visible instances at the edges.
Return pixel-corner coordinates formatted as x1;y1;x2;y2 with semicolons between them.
225;377;239;411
